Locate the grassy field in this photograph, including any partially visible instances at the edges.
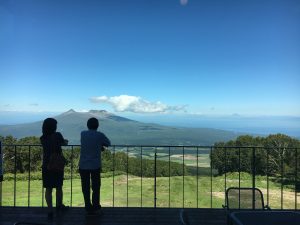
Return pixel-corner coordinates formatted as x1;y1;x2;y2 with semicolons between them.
115;147;211;167
1;173;299;209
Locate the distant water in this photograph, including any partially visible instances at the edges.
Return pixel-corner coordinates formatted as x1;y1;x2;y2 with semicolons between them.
128;114;300;138
1;111;299;139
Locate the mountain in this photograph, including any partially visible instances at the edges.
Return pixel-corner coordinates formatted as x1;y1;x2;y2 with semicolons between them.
0;109;240;145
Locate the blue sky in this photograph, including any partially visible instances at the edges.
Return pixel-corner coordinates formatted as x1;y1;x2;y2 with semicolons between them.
1;0;300;117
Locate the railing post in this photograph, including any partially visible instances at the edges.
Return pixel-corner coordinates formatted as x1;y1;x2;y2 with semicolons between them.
168;146;171;208
126;146;129;207
267;147;269;206
238;147;241;209
281;147;284;210
113;146;115;208
210;146;213;208
183;146;185;208
14;145;17;207
28;145;31;207
140;146;143;208
295;148;298;210
224;147;227;198
70;145;73;207
252;147;256;209
41;144;44;207
0;141;2;182
0;141;2;207
154;147;157;208
196;147;199;209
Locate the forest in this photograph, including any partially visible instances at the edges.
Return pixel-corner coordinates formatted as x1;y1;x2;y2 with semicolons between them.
210;134;300;192
1;133;300;180
0;135;188;177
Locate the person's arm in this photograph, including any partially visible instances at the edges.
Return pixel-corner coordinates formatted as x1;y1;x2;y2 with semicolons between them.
102;134;111;147
100;133;111;151
57;132;68;145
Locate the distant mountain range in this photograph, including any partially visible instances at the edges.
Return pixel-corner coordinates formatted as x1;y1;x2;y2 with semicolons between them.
0;109;241;145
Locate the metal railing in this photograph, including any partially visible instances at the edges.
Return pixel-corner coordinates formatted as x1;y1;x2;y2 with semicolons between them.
0;144;299;209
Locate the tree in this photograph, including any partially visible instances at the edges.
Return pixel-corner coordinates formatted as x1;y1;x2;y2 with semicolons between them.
263;134;300;176
1;135;18;173
210;134;300;177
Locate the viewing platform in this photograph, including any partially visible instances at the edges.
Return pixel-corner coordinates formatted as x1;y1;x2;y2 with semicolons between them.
0;207;226;225
0;144;299;224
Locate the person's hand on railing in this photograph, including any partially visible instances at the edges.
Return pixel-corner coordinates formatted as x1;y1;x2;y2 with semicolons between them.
63;139;69;145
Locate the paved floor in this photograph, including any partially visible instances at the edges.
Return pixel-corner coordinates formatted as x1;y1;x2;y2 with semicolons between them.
0;207;227;225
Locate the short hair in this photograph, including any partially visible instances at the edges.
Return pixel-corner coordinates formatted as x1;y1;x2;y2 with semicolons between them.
42;118;57;136
87;117;99;130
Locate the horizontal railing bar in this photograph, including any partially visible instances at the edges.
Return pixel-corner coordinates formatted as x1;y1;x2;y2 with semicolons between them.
2;144;299;150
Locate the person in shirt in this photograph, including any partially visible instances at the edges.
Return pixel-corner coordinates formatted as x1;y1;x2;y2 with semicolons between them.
79;117;111;214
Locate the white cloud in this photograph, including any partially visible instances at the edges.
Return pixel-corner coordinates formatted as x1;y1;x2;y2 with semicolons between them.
90;95;186;113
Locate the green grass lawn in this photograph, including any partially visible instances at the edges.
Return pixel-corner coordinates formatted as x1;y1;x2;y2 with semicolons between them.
1;172;299;209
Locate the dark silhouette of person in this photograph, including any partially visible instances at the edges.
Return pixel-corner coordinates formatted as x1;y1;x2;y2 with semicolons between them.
40;118;69;220
79;117;111;215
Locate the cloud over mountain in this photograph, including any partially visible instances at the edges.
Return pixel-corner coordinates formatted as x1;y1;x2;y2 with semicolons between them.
90;95;186;113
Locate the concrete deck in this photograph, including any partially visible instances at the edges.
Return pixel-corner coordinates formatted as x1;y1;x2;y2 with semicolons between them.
0;207;227;225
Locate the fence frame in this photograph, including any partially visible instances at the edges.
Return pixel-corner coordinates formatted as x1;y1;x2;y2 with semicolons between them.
0;144;299;209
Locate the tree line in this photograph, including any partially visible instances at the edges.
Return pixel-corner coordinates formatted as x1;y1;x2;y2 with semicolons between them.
210;134;300;179
1;133;300;179
0;135;187;177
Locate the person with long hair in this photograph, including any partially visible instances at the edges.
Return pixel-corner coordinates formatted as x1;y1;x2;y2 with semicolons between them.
40;118;68;220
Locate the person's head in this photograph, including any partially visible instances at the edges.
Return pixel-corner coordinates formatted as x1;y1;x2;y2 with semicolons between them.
87;117;99;130
42;118;57;136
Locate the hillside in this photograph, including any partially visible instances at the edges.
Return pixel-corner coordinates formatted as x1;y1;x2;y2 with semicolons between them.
0;109;240;145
